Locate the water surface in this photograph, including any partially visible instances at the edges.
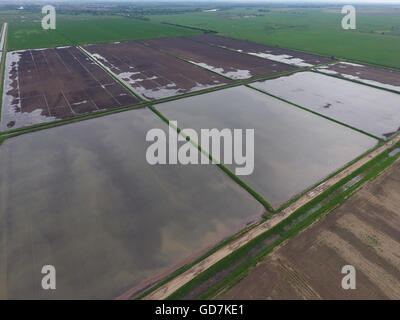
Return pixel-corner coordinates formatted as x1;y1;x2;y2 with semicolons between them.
155;86;378;207
0;107;262;299
250;72;400;139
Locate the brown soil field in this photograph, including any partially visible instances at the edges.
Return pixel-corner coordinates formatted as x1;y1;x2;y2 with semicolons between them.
221;158;400;300
142;37;296;80
316;62;400;93
1;46;139;130
82;41;231;100
188;34;335;67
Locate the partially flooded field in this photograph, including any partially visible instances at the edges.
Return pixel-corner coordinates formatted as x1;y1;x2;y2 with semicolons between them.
316;62;400;93
1;46;139;131
250;71;400;139
142;37;296;80
82;41;231;100
0;107;263;299
222;158;400;300
188;34;335;67
155;86;377;207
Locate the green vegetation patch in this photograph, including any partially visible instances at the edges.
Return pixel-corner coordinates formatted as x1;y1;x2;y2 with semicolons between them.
7;16;200;51
150;8;400;69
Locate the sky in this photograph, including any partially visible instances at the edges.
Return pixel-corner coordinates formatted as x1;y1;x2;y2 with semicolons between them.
1;0;400;4
1;0;400;2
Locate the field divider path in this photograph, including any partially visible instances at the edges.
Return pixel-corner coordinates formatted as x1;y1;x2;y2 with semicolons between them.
0;22;8;122
142;134;400;300
78;46;145;102
0;40;385;141
0;21;9;296
1;43;331;138
0;23;9;294
147;105;273;212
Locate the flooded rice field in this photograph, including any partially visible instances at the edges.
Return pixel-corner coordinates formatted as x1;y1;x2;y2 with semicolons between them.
0;107;263;299
142;37;296;80
250;71;400;139
1;46;139;131
188;34;335;67
316;62;400;93
81;41;231;100
155;86;378;207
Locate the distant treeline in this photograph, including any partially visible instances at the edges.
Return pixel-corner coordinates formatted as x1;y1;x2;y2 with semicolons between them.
160;22;217;34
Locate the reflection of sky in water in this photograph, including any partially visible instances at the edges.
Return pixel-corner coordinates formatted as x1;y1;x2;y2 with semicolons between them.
0;108;262;299
156;85;378;206
252;72;400;139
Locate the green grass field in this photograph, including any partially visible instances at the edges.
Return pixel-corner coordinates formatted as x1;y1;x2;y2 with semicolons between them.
149;7;400;69
7;15;200;50
5;6;400;68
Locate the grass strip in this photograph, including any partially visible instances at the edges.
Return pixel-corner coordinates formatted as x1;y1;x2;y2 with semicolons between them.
0;103;147;144
0;23;8;122
133;220;263;300
0;59;302;137
202;144;400;299
273;138;384;213
148;104;274;212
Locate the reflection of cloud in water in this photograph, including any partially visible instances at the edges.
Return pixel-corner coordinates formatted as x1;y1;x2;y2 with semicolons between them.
0;108;262;298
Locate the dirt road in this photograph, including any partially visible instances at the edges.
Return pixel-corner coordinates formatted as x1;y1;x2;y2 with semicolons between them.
143;136;400;300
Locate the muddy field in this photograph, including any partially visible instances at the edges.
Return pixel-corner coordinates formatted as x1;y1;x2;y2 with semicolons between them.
82;41;231;100
1;46;139;130
316;62;400;92
222;158;400;299
250;71;400;139
188;34;335;67
142;37;296;80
